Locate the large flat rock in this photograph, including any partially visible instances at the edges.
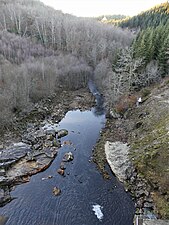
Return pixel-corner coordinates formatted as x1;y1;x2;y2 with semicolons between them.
105;141;131;182
0;143;31;167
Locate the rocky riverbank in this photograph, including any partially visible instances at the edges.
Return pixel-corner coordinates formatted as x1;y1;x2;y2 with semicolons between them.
93;114;155;219
0;88;95;207
93;78;169;221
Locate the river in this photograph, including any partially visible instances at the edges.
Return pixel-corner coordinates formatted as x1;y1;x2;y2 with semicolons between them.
0;82;135;225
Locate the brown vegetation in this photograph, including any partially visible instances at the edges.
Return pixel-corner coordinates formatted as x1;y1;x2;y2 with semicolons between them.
0;0;134;130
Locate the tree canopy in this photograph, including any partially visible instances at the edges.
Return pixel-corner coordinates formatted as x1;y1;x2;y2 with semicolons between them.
119;2;169;29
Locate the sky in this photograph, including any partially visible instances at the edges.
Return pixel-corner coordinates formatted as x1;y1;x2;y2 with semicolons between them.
41;0;167;17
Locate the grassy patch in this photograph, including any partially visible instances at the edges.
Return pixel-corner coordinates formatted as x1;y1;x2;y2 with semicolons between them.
130;114;169;218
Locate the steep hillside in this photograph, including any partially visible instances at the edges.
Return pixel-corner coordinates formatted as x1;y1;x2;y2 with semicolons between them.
128;79;169;218
94;78;169;219
0;0;134;130
119;2;169;29
132;20;169;75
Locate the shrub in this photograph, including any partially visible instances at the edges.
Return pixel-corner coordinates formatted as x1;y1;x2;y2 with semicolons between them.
114;94;137;115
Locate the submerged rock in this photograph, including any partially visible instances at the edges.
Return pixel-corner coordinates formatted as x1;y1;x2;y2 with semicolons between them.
53;187;61;196
60;162;66;170
0;215;8;225
62;140;72;146
42;175;53;181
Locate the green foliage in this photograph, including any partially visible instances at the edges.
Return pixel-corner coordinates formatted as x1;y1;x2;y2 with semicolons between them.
119;2;169;29
158;34;169;76
132;21;169;75
130;114;169;218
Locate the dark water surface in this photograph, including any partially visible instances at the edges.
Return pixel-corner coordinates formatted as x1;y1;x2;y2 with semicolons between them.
0;83;135;225
0;109;135;225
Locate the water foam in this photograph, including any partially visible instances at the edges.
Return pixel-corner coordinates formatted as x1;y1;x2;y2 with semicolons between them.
92;204;104;221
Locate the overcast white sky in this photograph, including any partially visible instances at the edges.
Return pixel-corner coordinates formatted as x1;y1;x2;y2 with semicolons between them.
41;0;167;17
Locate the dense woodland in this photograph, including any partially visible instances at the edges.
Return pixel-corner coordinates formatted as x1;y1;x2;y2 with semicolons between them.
0;0;168;129
0;0;133;128
119;2;169;29
95;15;126;22
118;2;169;76
101;1;169;108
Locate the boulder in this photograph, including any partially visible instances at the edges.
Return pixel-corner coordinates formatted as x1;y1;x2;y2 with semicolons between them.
57;129;68;138
57;169;64;176
109;109;120;119
63;152;74;162
105;141;132;182
42;175;53;181
60;162;66;170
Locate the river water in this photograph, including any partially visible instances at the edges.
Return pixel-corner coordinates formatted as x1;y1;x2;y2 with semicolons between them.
0;83;135;225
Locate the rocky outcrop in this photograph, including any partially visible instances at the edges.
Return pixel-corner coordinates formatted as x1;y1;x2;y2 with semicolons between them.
0;138;60;206
0;142;31;168
95;79;169;221
105;140;155;217
105;141;131;182
0;88;95;207
0;118;62;206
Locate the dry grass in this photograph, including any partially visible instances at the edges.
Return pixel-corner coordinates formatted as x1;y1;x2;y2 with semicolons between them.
115;94;137;115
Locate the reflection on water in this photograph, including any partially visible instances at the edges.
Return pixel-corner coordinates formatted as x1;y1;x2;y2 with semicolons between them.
88;79;105;116
0;109;135;225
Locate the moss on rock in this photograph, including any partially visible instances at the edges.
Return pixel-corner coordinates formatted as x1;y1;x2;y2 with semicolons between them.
129;84;169;219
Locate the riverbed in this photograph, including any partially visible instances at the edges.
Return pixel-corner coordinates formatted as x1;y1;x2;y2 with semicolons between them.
0;109;134;225
0;82;135;225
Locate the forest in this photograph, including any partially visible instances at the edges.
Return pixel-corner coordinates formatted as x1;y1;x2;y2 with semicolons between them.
0;0;168;130
119;2;169;76
119;2;169;29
